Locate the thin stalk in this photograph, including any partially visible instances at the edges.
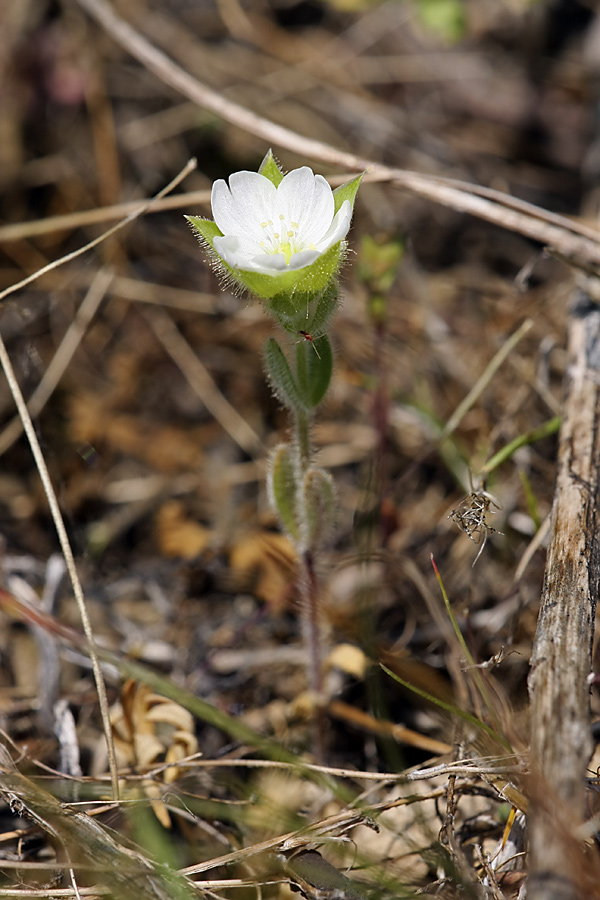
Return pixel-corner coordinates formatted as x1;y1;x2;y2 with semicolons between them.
292;372;324;759
301;549;325;762
0;331;120;801
295;408;311;468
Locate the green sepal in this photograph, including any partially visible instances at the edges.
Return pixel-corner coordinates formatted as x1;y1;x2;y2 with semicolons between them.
333;173;363;216
267;282;338;337
295;333;333;409
258;149;284;187
303;467;337;549
239;241;345;300
267;444;300;541
307;282;339;336
185;215;223;249
268;294;304;333
264;337;306;411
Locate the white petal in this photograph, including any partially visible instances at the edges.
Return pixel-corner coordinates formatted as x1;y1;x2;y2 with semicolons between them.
213;234;267;268
211;172;275;240
213;237;285;275
243;249;321;275
212;234;244;268
276;170;335;245
249;253;291;273
285;249;321;270
313;200;352;251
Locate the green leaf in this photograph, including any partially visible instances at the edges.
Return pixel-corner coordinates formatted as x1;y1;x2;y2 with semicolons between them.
295;333;333;409
184;215;223;250
333;173;363;216
264;337;306;411
258;149;284;187
268;444;301;541
380;664;501;744
303;467;337;549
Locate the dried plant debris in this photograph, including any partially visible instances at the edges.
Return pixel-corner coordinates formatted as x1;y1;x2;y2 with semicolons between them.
449;483;503;566
102;679;199;828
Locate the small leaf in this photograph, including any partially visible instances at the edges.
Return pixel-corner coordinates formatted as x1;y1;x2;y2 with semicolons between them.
296;333;333;408
267;444;301;541
303;467;337;549
258;149;284;187
333;173;363;216
264;337;307;411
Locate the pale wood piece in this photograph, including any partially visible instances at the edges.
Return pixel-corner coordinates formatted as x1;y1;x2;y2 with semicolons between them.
528;291;600;900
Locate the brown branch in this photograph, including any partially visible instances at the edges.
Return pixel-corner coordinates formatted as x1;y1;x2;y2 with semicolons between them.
527;290;600;900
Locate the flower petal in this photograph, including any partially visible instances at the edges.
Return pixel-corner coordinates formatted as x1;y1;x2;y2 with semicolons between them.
212;234;243;269
314;200;352;251
284;249;321;270
211;172;275;241
276;169;335;246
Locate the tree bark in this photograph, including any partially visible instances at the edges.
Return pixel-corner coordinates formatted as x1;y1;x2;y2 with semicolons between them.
528;290;600;900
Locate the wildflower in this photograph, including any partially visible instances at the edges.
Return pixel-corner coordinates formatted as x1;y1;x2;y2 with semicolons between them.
186;151;361;300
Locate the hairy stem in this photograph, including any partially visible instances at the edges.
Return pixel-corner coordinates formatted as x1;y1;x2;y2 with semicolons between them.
296;408;311;469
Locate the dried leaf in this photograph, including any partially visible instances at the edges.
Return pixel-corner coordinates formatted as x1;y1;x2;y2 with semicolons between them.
108;680;198;827
229;531;297;608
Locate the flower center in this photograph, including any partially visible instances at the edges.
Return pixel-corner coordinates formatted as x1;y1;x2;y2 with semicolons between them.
258;213;309;264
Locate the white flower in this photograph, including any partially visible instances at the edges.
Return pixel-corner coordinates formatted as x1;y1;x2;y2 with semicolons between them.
210;167;352;277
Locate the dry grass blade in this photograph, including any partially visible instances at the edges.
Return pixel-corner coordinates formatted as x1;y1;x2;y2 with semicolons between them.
0;748;199;900
0;160;196;305
141;305;262;456
440;318;534;445
0;267;113;456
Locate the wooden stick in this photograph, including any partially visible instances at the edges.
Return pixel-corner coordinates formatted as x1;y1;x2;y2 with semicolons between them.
528;289;600;900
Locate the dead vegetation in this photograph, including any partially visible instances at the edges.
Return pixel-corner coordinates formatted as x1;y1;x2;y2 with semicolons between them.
0;0;599;897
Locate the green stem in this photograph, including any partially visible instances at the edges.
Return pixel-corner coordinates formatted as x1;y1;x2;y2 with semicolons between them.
292;361;324;760
302;548;325;761
296;408;311;469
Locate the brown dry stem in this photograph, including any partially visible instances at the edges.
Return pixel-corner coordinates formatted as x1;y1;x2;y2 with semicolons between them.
528;289;600;900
